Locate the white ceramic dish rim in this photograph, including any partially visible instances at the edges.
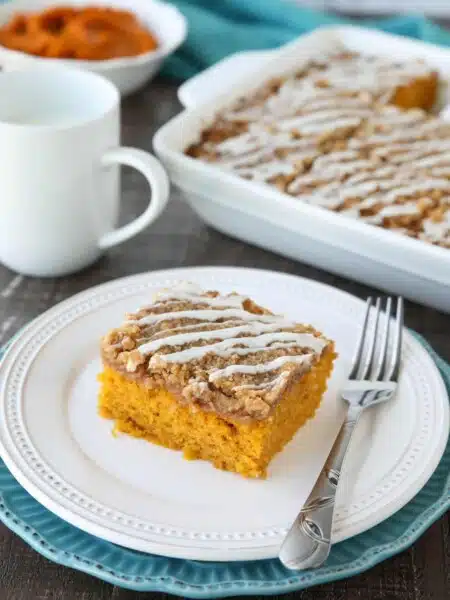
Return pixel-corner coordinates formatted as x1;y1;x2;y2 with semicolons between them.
153;26;450;287
0;0;187;69
0;266;448;562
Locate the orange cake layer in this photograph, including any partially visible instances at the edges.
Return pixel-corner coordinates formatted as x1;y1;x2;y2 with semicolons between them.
98;283;336;478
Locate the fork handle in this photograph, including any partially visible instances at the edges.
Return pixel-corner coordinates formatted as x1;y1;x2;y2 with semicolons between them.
279;405;361;570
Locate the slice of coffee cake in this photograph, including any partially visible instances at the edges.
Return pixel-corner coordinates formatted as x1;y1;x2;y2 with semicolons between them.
98;283;336;478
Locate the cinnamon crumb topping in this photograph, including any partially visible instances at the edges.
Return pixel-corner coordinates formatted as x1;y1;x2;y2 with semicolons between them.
101;282;334;421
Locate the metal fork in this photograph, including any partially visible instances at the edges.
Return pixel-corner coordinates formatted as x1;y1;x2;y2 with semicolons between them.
279;296;404;571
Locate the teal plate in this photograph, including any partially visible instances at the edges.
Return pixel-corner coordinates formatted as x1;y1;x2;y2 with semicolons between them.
0;333;449;597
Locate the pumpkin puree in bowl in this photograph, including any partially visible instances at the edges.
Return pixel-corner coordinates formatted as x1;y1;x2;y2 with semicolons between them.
0;5;158;60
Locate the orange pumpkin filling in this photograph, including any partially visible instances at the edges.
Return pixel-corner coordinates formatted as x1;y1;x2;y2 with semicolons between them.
0;6;158;60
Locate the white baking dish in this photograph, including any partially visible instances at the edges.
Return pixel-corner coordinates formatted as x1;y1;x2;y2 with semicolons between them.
153;26;450;313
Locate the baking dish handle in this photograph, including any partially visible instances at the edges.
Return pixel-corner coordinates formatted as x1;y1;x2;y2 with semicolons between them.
177;50;275;109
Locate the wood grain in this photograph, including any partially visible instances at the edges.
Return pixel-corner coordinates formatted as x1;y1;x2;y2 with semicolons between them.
0;79;448;600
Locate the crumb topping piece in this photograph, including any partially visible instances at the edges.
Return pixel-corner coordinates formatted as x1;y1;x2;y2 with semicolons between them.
101;282;332;420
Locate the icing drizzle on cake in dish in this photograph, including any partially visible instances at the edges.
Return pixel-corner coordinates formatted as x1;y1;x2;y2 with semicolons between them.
187;52;449;248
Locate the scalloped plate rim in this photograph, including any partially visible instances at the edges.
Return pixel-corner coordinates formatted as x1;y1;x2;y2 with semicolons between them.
0;267;447;560
0;267;448;596
0;426;448;597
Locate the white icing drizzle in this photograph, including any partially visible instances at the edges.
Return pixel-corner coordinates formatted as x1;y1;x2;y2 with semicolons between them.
350;119;450;149
215;126;278;155
149;332;325;365
288;96;371;113
283;104;450;243
153;290;248;308
127;283;328;393
288;159;377;195
236;161;296;181
303;55;431;93
319;159;375;178
233;371;289;391
379;202;423;217
219;148;273;170
277;137;319;150
410;152;450;169
291;116;362;136
342;178;443;205
283;149;319;164
421;210;450;242
383;180;450;203
312;150;359;166
223;54;431;125
431;167;450;177
222;106;265;122
129;308;294;327
363;201;422;224
140;319;243;339
209;354;314;383
344;165;398;184
201;56;437;190
373;139;450;158
371;107;425;126
340;206;361;219
139;320;318;356
276;109;370;132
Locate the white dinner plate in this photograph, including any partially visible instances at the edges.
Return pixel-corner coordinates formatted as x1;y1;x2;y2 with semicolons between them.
0;267;448;561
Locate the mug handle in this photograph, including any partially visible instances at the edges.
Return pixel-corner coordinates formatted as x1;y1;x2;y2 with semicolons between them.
98;147;169;249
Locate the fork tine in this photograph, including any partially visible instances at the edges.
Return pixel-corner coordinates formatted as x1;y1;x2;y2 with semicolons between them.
386;297;404;381
372;297;392;381
348;297;373;379
358;297;381;380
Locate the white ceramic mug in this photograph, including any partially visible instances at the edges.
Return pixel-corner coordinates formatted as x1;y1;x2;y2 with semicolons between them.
0;66;169;277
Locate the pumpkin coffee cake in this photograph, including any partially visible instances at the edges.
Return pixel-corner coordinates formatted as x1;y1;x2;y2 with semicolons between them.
186;52;450;248
98;283;336;478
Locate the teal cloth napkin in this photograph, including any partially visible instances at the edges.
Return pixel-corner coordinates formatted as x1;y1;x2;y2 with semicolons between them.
163;0;450;80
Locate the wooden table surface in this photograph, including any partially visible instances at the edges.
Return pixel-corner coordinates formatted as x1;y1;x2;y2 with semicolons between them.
0;80;448;600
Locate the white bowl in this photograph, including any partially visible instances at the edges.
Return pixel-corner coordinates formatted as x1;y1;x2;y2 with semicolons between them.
0;0;187;96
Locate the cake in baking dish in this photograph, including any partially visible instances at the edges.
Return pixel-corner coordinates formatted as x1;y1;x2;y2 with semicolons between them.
98;283;336;479
186;52;449;248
